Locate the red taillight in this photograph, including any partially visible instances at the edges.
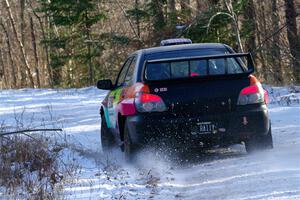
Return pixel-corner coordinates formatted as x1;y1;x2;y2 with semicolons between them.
135;93;167;112
237;75;265;105
140;93;162;103
240;85;259;95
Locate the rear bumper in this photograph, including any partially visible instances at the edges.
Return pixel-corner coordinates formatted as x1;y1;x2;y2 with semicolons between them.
126;104;270;147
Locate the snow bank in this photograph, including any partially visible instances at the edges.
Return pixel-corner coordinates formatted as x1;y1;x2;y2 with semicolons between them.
0;86;299;199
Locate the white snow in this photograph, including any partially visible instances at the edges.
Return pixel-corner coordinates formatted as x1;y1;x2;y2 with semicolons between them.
0;86;299;199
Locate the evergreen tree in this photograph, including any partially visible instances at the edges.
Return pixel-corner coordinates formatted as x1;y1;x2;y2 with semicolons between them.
38;0;105;86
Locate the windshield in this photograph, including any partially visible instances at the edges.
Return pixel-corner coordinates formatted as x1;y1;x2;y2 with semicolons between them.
145;56;245;81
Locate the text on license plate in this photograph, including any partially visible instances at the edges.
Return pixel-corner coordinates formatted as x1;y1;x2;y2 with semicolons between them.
197;122;217;133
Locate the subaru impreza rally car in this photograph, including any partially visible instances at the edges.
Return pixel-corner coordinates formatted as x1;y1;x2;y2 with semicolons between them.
97;39;273;160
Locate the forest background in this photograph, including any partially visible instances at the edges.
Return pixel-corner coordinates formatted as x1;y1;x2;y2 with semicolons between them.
0;0;299;89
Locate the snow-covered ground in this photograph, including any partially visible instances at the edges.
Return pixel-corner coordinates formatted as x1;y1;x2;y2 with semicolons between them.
0;86;299;199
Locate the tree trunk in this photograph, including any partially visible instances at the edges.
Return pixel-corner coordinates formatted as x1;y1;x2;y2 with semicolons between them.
167;0;177;27
135;0;141;39
259;1;270;82
180;0;191;21
284;0;300;83
4;0;35;88
152;0;165;30
233;14;243;52
225;0;244;52
244;0;256;52
0;48;8;89
253;1;266;81
19;0;27;87
0;49;3;78
152;0;166;44
28;0;54;87
30;15;41;88
20;0;25;45
271;0;283;84
0;20;17;88
168;0;176;13
83;10;94;86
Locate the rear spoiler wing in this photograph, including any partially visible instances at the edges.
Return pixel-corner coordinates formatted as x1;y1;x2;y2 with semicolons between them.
146;53;255;74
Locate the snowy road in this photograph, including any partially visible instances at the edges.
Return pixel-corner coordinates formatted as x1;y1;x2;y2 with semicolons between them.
0;87;299;199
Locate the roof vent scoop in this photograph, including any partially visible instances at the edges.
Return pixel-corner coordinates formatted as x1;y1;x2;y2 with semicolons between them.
160;38;192;46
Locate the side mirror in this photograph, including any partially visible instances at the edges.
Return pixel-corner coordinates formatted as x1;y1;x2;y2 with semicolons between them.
96;79;114;90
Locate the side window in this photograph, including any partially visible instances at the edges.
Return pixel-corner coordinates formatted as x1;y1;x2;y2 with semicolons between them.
124;56;137;86
227;58;244;74
116;58;132;87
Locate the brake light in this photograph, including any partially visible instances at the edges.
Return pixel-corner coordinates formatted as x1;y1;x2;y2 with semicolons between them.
240;85;258;95
140;93;161;103
135;93;167;112
237;75;265;105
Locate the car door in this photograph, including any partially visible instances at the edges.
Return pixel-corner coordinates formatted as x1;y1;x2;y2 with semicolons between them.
107;57;133;129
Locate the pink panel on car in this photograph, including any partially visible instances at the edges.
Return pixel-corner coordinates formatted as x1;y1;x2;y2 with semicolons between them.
120;98;136;116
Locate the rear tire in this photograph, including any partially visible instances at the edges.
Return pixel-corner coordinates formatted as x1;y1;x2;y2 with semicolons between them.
245;124;273;153
101;115;114;153
124;121;138;163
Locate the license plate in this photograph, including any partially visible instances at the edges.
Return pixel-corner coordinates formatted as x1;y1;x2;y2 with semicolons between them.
197;122;217;134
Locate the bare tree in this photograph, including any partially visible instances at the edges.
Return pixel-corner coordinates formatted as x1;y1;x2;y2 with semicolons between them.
20;0;27;86
29;15;41;88
284;0;300;82
167;0;177;27
271;0;283;83
244;0;256;52
168;0;176;13
152;0;166;44
27;0;53;87
0;19;17;88
3;0;35;87
0;0;298;88
0;48;8;88
135;0;141;39
256;1;269;81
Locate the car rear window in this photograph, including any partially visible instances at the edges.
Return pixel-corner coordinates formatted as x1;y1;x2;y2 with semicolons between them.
145;53;245;81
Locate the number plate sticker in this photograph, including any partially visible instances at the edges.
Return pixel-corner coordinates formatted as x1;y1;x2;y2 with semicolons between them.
197;122;217;134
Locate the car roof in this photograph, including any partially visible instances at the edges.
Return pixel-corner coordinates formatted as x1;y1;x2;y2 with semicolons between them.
133;43;228;56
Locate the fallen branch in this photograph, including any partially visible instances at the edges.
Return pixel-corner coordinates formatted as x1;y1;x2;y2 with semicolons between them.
0;128;63;136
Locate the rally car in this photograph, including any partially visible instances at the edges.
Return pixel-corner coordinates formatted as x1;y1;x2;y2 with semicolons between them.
97;39;273;160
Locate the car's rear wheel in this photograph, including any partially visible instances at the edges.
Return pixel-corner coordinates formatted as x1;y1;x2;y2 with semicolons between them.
101;115;114;153
124;121;138;163
245;124;273;153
